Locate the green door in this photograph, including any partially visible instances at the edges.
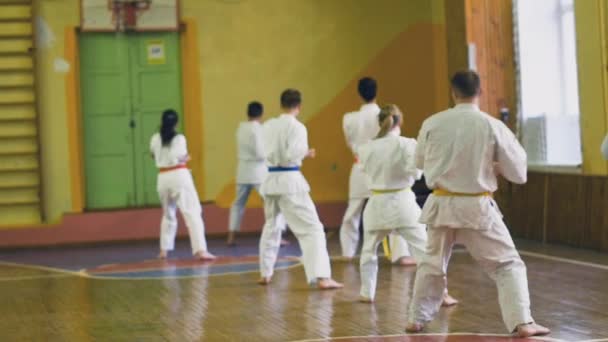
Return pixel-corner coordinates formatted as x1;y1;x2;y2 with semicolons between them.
80;32;183;209
80;34;135;209
129;33;183;207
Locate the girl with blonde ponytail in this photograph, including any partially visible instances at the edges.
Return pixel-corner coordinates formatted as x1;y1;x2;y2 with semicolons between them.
356;104;457;305
375;104;402;139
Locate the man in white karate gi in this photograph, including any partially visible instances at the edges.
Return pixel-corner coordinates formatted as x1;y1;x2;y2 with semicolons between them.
406;71;550;338
227;101;287;246
258;89;342;289
340;77;415;265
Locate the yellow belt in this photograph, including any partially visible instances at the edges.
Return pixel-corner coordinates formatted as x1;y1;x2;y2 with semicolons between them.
433;189;492;197
371;188;408;195
371;187;408;260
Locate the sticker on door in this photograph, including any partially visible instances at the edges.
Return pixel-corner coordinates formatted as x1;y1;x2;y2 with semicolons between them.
147;40;166;65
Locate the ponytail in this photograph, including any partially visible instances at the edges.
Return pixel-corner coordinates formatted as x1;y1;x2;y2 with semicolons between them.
376;104;403;139
160;109;179;146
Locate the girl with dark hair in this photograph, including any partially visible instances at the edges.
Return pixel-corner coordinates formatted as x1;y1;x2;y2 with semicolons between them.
357;104;456;305
150;109;215;260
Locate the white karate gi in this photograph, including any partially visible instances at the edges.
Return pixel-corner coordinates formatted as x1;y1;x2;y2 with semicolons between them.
150;133;208;254
258;114;332;283
341;103;411;260
601;134;608;160
357;130;428;299
229;121;286;232
408;103;534;332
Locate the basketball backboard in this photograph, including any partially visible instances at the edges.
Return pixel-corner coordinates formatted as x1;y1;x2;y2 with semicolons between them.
81;0;179;32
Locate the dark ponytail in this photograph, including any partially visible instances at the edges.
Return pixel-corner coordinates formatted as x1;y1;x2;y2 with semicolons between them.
160;109;179;146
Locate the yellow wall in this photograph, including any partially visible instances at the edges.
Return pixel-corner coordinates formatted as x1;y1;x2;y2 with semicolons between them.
36;0;79;222
189;0;448;206
35;0;448;221
28;0;608;228
36;0;447;222
575;0;608;175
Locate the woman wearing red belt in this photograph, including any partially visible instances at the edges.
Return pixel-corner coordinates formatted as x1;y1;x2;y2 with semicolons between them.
150;109;215;260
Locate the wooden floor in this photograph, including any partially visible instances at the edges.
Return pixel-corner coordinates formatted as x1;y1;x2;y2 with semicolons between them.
0;235;607;341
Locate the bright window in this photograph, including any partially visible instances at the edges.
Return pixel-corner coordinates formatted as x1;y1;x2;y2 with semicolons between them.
515;0;582;167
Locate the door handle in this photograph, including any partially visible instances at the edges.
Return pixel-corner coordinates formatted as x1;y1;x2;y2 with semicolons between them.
129;118;136;128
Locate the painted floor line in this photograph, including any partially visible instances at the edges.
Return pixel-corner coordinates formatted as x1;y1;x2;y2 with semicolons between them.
291;332;564;342
0;260;82;277
449;249;608;271
518;250;608;271
2;246;608;281
84;260;302;280
0;257;303;281
0;273;71;282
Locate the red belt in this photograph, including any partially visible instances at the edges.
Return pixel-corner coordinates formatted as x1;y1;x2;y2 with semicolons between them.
159;165;187;173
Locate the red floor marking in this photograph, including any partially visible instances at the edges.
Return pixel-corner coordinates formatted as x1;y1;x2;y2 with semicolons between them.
87;255;298;274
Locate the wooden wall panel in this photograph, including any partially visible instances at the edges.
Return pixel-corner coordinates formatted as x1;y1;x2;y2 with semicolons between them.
494;178;511;220
505;173;545;241
587;177;608;250
465;0;516;127
444;0;469;99
503;172;608;252
546;175;589;247
465;0;489;112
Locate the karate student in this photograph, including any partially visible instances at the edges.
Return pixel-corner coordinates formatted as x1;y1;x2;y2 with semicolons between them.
150;109;216;260
357;104;457;304
340;77;414;265
601;134;608;160
406;71;549;337
227;101;287;246
258;89;342;289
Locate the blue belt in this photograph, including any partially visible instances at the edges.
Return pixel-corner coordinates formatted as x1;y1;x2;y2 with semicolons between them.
268;166;300;172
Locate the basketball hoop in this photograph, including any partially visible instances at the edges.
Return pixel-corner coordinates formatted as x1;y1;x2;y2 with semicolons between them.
109;0;152;32
81;0;178;32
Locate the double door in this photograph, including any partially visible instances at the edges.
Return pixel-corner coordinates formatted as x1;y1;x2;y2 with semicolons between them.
80;32;183;209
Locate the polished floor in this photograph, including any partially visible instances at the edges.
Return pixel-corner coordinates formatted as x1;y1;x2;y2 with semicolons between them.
0;232;607;341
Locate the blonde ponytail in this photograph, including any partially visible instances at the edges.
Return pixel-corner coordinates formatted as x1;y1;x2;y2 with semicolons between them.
376;104;403;138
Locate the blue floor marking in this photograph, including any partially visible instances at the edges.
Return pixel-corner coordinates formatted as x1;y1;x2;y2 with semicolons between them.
94;260;299;278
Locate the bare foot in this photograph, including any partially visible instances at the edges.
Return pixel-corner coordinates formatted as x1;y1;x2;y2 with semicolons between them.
358;295;373;303
280;239;290;246
158;250;168;259
226;232;236;246
258;276;272;285
441;292;459;307
516;323;550;337
405;322;424;333
194;251;216;261
395;256;417;266
317;278;344;290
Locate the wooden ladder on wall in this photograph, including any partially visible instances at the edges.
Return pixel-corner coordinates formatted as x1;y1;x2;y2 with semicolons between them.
0;0;42;225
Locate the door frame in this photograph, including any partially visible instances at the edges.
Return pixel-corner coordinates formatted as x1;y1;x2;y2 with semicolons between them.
65;18;204;212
